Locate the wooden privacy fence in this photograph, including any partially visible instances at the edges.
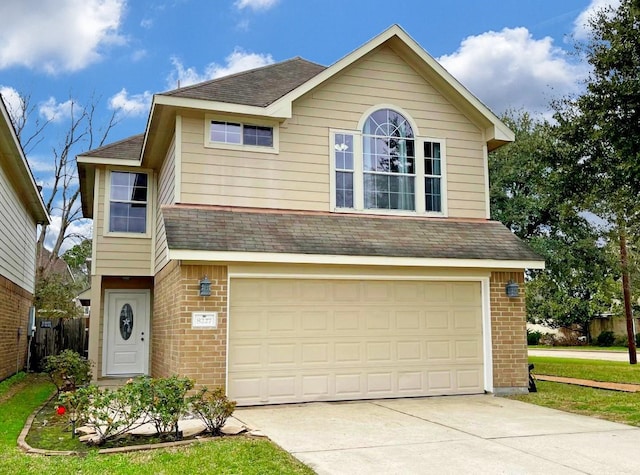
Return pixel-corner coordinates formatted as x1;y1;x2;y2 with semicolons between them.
29;316;88;371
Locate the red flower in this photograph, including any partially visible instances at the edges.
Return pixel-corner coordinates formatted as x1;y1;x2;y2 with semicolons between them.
56;406;66;416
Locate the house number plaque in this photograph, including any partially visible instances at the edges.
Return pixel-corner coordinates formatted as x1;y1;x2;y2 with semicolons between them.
192;312;218;329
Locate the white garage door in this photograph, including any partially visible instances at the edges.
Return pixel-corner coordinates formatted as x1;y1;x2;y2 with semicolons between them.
228;279;484;405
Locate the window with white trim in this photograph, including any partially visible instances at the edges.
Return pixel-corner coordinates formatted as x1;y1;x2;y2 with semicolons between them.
331;108;445;215
210;120;273;147
109;171;148;233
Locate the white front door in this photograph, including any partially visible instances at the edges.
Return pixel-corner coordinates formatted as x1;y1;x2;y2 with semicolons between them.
104;290;150;375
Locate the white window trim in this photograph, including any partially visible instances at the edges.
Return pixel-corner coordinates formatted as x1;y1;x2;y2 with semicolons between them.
104;167;154;238
330;127;448;217
204;114;279;154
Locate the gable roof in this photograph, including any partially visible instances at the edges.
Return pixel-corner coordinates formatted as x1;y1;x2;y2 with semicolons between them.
161;58;326;107
141;24;514;166
0;95;49;224
162;206;544;268
78;133;144;161
77;134;145;217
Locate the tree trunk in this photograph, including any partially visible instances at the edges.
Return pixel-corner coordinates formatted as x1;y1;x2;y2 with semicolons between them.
618;222;637;364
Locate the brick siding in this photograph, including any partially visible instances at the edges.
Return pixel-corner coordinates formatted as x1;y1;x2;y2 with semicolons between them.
0;274;32;381
153;262;227;389
490;271;528;393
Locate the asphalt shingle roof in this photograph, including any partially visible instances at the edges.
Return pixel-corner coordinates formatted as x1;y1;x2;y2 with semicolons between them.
78;133;144;160
160;58;326;106
162;206;543;262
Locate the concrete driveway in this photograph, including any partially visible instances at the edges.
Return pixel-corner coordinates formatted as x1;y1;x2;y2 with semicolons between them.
235;395;640;474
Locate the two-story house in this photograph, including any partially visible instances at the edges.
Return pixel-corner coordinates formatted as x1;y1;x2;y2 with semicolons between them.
78;25;544;405
0;95;49;381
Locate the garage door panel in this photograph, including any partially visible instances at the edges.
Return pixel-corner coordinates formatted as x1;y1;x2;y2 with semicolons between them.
397;340;422;360
334;311;360;330
366;310;392;330
301;342;329;364
229;279;484;405
426;340;452;360
301;311;330;331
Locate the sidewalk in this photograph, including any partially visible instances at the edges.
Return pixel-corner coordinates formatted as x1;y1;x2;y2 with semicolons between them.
536;374;640;392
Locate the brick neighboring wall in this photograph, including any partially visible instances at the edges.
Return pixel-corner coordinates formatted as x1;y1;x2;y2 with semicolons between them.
0;275;32;381
490;271;528;393
153;262;227;389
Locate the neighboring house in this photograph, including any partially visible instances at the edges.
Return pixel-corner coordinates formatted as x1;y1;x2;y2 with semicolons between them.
0;95;49;381
78;25;544;405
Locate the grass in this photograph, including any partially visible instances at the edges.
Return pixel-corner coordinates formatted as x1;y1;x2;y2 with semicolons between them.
510;381;640;427
530;356;640;384
0;373;313;475
511;356;640;427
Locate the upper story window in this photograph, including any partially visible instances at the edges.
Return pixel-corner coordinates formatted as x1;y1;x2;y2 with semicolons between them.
363;109;415;211
210;120;273;147
331;108;446;215
109;171;148;233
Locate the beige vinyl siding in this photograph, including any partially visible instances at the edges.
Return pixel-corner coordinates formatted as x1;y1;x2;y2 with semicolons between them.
180;45;487;218
94;167;153;276
155;135;175;273
0;161;37;292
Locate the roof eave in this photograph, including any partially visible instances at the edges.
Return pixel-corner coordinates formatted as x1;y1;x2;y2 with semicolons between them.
168;249;545;270
0;98;49;224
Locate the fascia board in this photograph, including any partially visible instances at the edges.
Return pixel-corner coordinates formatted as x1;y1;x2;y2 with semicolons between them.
169;249;545;270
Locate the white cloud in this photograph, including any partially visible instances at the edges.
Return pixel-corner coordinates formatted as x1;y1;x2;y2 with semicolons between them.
131;49;148;62
140;17;154;29
573;0;621;40
109;88;152;117
438;27;585;116
44;214;93;254
234;0;279;11
39;97;73;122
0;86;24;125
27;157;56;173
0;0;126;74
167;48;274;88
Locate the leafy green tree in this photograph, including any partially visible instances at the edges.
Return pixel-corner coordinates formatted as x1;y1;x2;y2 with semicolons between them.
62;239;92;286
553;0;640;361
489;110;616;339
34;273;82;319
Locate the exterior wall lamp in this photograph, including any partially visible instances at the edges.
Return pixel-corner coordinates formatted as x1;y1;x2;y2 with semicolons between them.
505;280;520;298
199;276;211;297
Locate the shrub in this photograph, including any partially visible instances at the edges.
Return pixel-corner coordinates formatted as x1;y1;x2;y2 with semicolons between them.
636;333;640;347
136;375;194;439
596;330;616;347
43;350;93;393
527;330;542;346
190;387;237;435
71;382;149;445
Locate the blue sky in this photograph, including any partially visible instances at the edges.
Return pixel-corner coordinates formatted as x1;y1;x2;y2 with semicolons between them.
0;0;618;250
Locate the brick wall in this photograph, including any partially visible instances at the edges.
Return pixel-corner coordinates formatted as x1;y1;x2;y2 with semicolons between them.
0;275;32;381
490;271;528;394
153;262;227;389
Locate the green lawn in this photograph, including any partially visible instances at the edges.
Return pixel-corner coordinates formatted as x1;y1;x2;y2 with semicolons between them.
530;356;640;384
0;374;313;475
510;357;640;427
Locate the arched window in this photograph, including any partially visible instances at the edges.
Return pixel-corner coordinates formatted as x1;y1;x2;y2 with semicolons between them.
331;106;444;215
362;109;415;210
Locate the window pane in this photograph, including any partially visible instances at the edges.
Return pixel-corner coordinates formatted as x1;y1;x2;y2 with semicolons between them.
336;171;354;208
425;177;442;212
243;125;273;147
210;121;242;144
334;133;354;170
111;171;130;186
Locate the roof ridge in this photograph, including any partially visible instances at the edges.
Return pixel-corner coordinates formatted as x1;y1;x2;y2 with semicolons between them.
161;56;324;96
